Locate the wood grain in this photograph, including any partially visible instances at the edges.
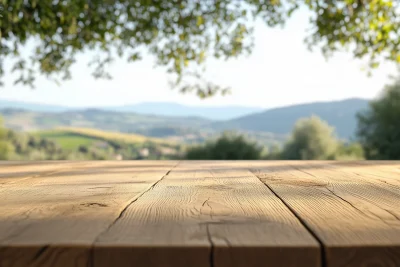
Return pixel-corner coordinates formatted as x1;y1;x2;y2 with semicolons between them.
0;161;178;267
250;161;400;267
94;161;320;267
2;160;400;267
0;161;88;185
327;161;400;187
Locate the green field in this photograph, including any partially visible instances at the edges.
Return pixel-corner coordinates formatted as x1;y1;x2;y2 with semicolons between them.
34;127;176;150
1;108;288;147
36;131;95;150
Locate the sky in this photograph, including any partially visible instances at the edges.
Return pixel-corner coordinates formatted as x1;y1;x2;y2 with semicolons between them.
1;8;398;109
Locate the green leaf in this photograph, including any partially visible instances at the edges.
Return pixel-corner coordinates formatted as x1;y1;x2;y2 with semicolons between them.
68;17;77;35
196;16;204;26
2;0;400;99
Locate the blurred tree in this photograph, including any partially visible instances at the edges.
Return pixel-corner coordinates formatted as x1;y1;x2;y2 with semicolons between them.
357;74;400;159
1;0;399;97
27;136;38;148
4;127;79;160
78;145;89;153
8;130;28;154
27;150;48;160
263;143;283;159
186;132;262;160
64;151;90;160
281;115;338;160
0;116;10;159
333;142;365;160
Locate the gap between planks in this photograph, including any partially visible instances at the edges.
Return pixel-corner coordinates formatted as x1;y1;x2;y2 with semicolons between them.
258;177;327;267
93;161;320;267
9;161;398;267
90;161;182;267
249;161;400;267
0;161;180;267
0;161;322;267
92;161;181;243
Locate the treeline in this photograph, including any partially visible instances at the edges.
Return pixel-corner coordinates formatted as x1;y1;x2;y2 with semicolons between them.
0;121;182;160
0;126;111;160
76;141;182;160
185;116;364;160
185;74;400;160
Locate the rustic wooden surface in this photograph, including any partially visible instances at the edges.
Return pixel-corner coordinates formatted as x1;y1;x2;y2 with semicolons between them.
0;161;399;267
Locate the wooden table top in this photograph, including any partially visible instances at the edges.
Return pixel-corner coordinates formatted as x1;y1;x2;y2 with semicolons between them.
0;160;399;267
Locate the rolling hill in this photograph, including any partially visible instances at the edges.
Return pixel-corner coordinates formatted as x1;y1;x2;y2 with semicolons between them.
34;127;175;150
0;100;70;112
0;108;286;146
103;102;263;120
0;108;211;133
212;98;370;139
0;100;262;120
0;98;371;143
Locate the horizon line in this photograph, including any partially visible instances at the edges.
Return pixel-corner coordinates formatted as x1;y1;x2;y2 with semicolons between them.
0;96;371;110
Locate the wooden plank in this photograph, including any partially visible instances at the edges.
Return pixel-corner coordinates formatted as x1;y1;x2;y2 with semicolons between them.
277;161;400;193
338;160;400;171
288;161;400;212
0;161;89;185
329;161;400;187
0;161;178;267
250;161;400;267
94;161;320;267
0;161;71;166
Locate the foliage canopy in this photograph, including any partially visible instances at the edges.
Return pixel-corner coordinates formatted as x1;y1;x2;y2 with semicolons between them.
1;0;400;97
281;115;339;160
0;116;9;159
185;132;263;160
357;74;400;159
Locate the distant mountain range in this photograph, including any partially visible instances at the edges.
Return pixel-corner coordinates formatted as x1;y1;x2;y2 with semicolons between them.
0;100;262;120
0;98;371;140
102;102;263;120
0;100;70;112
214;98;369;139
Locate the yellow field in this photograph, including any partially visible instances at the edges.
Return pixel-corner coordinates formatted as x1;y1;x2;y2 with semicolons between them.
35;127;176;149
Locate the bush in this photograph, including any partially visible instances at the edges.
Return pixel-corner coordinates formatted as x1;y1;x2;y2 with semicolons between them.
333;142;365;160
281;116;339;160
0;117;11;160
185;132;263;160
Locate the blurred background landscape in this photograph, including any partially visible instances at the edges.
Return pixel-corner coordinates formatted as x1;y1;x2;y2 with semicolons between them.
0;95;392;161
1;1;399;161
